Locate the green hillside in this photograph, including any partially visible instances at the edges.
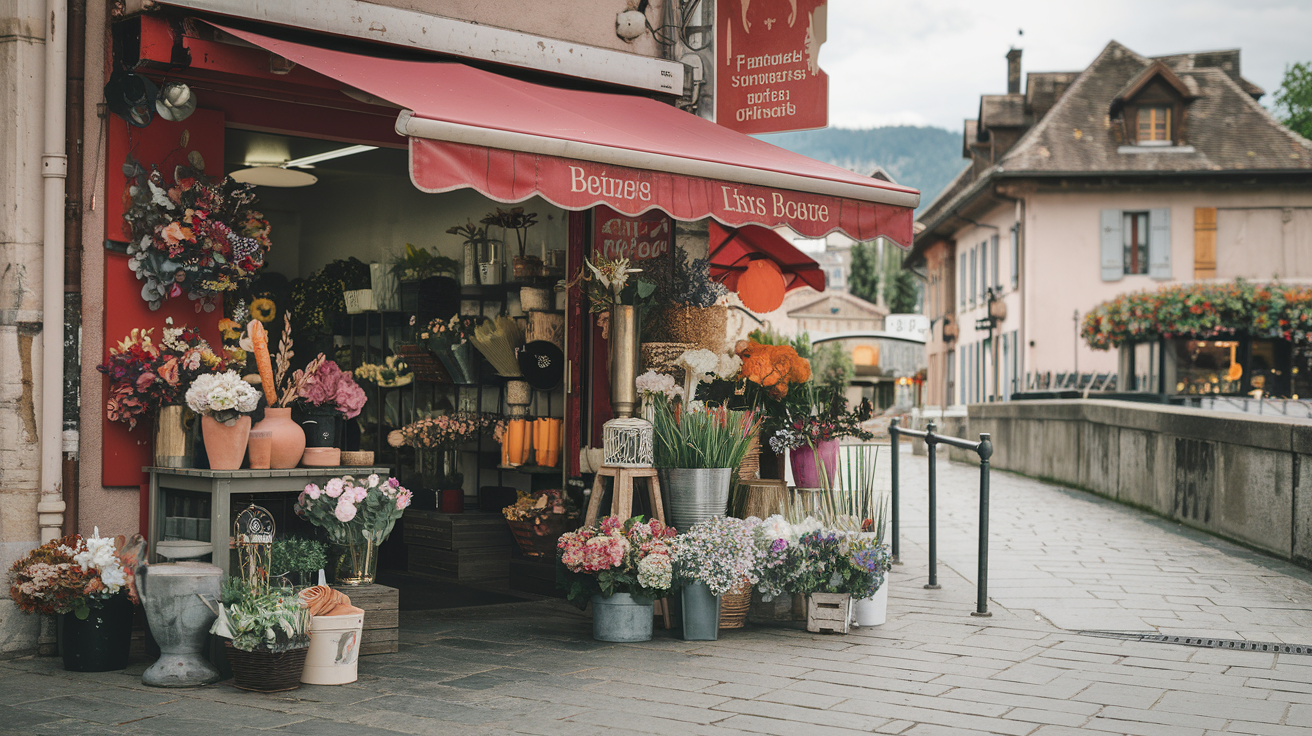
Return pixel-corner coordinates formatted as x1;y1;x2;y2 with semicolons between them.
757;126;965;214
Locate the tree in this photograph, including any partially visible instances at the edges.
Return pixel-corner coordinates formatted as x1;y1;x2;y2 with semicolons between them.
883;264;921;314
1275;61;1312;140
847;241;880;304
847;239;921;314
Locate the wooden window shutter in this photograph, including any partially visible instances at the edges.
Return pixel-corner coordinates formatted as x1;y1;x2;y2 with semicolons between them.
1148;207;1172;279
1100;209;1124;281
1194;207;1217;279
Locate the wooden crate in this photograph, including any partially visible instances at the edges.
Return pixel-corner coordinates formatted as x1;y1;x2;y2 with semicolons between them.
403;511;513;550
333;583;399;655
509;556;562;597
409;544;511;582
806;592;852;634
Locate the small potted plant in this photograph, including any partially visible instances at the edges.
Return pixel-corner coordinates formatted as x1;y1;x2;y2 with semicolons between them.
8;530;145;672
270;537;328;589
184;369;261;470
295;473;412;585
480;207;539;279
391;243;459;310
849;534;893;627
420;314;478;384
793;529;866;634
295;359;367;466
501;489;578;559
644;245;729;351
671;516;758;641
211;577;311;692
446;222;501;286
557;516;677;643
652;396;761;531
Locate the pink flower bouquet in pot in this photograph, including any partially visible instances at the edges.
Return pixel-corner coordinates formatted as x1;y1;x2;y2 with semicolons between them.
295;360;367;451
557;515;678;642
295;474;411;585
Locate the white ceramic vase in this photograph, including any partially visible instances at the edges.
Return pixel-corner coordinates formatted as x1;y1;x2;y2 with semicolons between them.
853;583;888;627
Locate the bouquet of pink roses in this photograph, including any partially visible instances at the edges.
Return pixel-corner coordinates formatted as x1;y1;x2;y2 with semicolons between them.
557;515;677;607
295;474;412;547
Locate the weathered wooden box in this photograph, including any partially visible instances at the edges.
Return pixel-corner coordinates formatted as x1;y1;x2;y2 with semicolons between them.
806;592;852;634
332;583;399;655
404;511;513;583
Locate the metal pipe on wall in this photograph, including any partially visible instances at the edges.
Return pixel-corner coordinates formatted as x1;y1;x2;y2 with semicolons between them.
39;0;69;543
61;0;86;536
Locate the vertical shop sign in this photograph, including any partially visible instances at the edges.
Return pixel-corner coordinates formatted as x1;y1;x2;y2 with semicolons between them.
716;0;828;134
593;206;672;264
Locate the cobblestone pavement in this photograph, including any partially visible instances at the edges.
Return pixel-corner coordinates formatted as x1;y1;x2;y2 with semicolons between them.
3;452;1312;735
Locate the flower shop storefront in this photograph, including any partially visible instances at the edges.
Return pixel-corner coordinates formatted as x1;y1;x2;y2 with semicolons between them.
67;9;921;670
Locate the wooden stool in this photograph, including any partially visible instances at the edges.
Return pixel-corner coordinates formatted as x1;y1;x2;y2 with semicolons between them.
584;466;671;629
584;466;665;526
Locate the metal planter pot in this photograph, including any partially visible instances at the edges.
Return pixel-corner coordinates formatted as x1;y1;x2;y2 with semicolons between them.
591;593;654;642
659;468;732;532
680;581;720;641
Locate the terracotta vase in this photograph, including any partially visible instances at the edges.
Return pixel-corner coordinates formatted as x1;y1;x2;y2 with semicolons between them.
252;407;305;469
200;415;251;471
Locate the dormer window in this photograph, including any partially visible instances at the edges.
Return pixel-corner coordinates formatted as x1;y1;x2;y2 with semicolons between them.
1137;106;1172;145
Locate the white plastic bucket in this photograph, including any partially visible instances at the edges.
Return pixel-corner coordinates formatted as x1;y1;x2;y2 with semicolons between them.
300;612;365;685
853;584;888;627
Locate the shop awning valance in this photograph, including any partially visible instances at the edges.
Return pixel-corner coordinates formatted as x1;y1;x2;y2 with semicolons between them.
215;24;919;244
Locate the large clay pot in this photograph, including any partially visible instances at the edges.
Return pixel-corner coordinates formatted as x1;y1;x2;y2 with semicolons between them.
200;415;251;471
253;408;305;469
140;562;223;687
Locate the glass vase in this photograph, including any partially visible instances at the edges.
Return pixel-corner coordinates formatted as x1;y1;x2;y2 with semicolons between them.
329;538;378;586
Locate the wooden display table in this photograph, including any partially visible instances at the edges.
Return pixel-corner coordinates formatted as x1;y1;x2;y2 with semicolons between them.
145;466;392;575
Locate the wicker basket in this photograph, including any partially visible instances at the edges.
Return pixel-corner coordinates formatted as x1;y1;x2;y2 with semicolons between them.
641;342;697;383
647;306;727;352
340;450;374;466
224;642;308;693
396;345;452;383
719;582;753;629
506;515;576;559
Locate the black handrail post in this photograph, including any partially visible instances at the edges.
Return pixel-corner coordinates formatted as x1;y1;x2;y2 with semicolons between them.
972;433;993;617
889;418;900;564
924;422;940;590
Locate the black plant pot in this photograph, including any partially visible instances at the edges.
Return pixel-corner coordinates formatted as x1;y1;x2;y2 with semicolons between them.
300;408;339;448
57;593;134;672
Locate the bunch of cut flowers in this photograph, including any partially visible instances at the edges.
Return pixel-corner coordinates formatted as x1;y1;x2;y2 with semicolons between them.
848;535;893;600
671;516;758;597
557;515;677;606
185;369;261;424
295;473;413;546
388;412;506;451
502;488;575;525
297;359;367;419
8;529;145;618
98;321;227;429
354;355;412;387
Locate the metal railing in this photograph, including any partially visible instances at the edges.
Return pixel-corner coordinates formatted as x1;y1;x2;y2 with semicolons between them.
888;418;994;617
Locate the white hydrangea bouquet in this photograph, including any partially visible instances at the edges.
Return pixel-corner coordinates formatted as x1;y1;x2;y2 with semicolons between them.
671;516;759;596
185;369;261;424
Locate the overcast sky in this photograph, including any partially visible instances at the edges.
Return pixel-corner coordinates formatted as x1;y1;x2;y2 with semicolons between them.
820;0;1312;131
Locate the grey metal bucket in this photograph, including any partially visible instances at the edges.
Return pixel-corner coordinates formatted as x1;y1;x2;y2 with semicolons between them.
680;582;720;641
659;468;732;532
591;593;654;642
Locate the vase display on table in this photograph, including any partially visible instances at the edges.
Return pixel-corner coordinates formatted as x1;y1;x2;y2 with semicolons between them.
153;404;193;468
254;408;305;469
294;359;366;467
300;406;340;448
557;515;676;643
139;562;223;687
200;415;251;471
185;370;261;471
297;473;412;586
8;530;145;672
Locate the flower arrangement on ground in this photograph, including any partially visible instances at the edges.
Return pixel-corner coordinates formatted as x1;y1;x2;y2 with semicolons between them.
353;355;412;387
185;369;261;424
296;360;367;419
8;530;145;618
671;516;759;596
122;159;270;311
556;516;677;606
502;489;578;558
848;535;893;600
98;322;226;429
297;474;412;585
213;578;310;653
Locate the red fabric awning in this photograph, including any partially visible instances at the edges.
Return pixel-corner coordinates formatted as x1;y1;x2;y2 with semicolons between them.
708;221;825;293
215;25;918;245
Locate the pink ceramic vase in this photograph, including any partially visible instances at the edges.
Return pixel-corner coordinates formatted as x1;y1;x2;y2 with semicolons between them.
253;407;305;469
790;439;840;489
201;415;251;471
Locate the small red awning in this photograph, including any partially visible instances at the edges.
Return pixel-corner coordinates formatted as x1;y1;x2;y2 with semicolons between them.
215;25;918;244
708;221;825;293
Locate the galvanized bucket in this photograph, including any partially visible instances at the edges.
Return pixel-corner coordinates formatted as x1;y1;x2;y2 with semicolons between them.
680;581;720;641
659;468;732;532
591;593;654;642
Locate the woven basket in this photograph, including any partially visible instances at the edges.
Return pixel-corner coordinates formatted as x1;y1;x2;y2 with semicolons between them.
641;342;697;383
396;345;452;383
506;515;575;559
224;642;308;693
648;306;727;352
340;450;374;466
719;583;753;629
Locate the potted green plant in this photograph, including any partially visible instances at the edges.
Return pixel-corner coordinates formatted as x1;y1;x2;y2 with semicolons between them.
652;396;761;531
446;222;501;286
392;243;459;308
270;537;328;588
671;516;758;641
211;577;311;692
557;516;676;642
7;530;145;672
480;207;539;279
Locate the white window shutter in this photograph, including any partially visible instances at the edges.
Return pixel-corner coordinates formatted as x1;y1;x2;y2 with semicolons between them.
1149;208;1172;280
1100;209;1124;281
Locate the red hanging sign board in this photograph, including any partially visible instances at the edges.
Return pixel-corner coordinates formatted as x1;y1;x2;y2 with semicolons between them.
593;206;672;263
716;0;829;134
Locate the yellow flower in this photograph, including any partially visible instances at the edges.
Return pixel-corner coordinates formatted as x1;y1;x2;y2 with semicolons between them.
250;298;276;323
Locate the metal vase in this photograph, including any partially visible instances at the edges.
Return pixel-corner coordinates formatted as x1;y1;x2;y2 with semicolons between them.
591;592;654;642
610;304;640;419
680;581;721;641
153;404;193;468
659;468;732;532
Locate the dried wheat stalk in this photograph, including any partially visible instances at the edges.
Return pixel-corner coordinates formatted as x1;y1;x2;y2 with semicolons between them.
277;352;325;408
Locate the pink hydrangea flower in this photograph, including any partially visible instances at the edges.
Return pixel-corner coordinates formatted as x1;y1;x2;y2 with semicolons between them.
325;478;345;498
304;483;321;500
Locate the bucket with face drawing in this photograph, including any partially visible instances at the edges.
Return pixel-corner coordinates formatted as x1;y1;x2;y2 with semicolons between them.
300;611;365;685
